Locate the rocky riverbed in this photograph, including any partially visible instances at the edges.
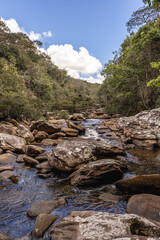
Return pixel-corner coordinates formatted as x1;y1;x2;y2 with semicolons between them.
0;110;160;239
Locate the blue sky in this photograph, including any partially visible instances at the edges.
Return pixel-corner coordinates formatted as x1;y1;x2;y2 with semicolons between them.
0;0;144;83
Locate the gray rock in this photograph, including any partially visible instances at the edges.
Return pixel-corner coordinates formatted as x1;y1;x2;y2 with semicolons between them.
0;133;26;153
99;193;121;203
48;139;126;172
127;194;160;222
116;174;160;194
69;159;127;186
50;211;160;240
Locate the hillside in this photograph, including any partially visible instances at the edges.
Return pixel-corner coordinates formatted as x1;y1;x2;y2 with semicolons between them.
0;20;100;120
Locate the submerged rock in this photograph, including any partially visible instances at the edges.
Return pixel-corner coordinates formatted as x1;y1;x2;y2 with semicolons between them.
50;211;160;240
27;198;66;217
32;213;57;238
99;193;121;203
115;174;160;194
0;133;26;153
69;159;127;186
127;194;160;222
48;139;126;172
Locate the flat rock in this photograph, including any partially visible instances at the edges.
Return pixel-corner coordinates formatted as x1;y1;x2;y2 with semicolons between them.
25;145;45;157
0;165;13;172
116;174;160;194
0;170;15;180
23;155;39;166
69;159;127;186
68;113;85;121
36;121;61;134
32;213;57;238
35;131;48;141
99;193;121;202
35;152;48;162
36;161;52;173
61;127;79;137
127;194;160;222
0;153;16;164
27;198;66;217
0;133;26;153
50;211;160;240
41;139;62;146
49;132;66;139
48;139;126;172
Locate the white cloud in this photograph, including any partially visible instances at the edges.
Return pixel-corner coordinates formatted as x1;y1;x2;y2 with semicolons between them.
1;17;25;33
1;17;104;84
45;44;104;83
29;31;41;41
43;31;52;37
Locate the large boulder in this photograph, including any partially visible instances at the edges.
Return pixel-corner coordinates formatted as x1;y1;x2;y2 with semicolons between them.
16;124;34;143
116;174;160;194
117;108;160;150
48;139;126;172
0;123;16;135
0;133;26;153
69;159;127;186
50;211;160;240
127;194;160;222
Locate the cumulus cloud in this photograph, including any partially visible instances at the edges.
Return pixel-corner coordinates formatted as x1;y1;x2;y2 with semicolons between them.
43;31;52;37
29;31;41;41
1;17;104;83
1;17;25;33
45;44;104;83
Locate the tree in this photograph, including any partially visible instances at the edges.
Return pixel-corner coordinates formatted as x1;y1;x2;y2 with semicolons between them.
143;0;160;7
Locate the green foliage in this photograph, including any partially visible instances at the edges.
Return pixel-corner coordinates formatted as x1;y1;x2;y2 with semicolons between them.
147;61;160;88
143;0;160;7
99;17;160;115
0;20;100;120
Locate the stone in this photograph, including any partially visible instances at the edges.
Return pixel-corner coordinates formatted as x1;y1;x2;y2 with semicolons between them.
0;133;26;153
67;121;85;133
35;131;48;141
35;152;48;162
68;113;85;121
27;199;66;217
36;121;61;134
127;194;160;222
116;174;160;194
117;108;160;150
0;153;16;164
0;170;15;180
16;154;24;163
50;211;160;240
41;139;62;146
36;161;52;173
49;132;66;139
0;123;16;135
69;159;127;186
48;139;126;172
0;148;3;154
25;145;45;157
32;213;57;238
16;125;34;143
0;231;11;240
99;193;121;202
0;165;13;172
23;155;39;167
61;127;79;137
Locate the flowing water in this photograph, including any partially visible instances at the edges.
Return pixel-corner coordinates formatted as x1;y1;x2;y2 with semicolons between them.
0;119;160;239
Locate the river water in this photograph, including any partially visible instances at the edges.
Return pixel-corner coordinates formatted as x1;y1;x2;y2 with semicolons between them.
0;119;160;239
